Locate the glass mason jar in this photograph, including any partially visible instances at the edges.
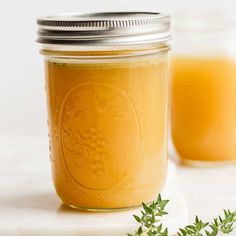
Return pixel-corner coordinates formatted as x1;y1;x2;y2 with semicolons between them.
37;12;170;210
171;10;236;166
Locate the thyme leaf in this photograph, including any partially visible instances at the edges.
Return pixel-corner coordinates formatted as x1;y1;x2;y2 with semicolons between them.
128;194;236;236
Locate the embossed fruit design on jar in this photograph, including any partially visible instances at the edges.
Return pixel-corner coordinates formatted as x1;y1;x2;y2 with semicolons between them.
37;12;170;210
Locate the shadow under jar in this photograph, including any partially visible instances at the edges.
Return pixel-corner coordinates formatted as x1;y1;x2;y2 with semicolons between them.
37;12;171;210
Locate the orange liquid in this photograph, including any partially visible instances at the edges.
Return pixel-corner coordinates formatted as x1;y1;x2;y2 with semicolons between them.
45;55;168;209
171;56;236;163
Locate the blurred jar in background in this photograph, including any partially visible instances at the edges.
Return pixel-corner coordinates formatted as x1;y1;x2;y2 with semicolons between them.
171;9;236;165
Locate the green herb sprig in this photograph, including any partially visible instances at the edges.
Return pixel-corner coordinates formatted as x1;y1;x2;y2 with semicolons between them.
178;210;236;236
128;194;236;236
128;194;169;236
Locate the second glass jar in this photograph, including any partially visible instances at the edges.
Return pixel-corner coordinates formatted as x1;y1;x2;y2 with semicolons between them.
171;10;236;165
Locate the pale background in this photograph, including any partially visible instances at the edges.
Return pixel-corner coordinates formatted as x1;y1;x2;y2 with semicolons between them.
1;0;236;136
0;0;236;229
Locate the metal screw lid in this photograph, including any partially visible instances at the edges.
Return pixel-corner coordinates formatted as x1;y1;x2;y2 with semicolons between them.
37;12;171;46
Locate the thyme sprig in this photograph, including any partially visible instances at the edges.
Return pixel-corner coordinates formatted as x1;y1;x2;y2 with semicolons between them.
177;216;208;236
128;194;169;236
128;194;236;236
178;210;236;236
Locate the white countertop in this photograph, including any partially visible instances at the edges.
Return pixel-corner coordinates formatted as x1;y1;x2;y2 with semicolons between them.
0;135;236;235
176;164;236;222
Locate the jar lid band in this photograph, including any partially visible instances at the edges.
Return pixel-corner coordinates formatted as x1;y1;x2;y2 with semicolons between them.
37;12;171;46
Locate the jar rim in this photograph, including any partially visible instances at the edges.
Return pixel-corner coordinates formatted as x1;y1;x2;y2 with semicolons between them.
36;12;171;46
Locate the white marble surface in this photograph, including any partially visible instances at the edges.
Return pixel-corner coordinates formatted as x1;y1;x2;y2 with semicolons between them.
0;136;188;236
176;165;236;222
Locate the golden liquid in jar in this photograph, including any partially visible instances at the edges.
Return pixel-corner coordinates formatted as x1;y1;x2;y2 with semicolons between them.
45;52;168;209
171;56;236;164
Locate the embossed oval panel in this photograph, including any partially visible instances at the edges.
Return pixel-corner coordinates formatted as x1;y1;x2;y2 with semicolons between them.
59;83;141;191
